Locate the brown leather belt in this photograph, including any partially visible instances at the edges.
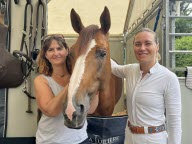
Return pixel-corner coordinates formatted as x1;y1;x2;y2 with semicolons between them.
128;121;165;134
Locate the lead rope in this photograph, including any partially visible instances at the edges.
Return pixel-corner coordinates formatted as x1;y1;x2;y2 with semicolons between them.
153;6;162;32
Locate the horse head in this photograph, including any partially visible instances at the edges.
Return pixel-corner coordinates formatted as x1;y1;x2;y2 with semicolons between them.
63;7;122;129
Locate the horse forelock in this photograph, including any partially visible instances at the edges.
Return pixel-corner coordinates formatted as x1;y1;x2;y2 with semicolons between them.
78;25;99;55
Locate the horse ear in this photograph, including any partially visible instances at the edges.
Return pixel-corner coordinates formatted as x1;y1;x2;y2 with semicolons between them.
100;6;111;34
70;8;84;34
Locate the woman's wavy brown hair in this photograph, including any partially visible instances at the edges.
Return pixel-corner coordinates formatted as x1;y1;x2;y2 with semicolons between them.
37;34;69;76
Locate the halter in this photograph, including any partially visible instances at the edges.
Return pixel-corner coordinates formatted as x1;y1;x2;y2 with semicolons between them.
12;0;34;114
20;0;33;54
31;0;46;60
13;0;33;79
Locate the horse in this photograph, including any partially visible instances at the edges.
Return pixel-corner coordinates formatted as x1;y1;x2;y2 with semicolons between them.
63;6;122;129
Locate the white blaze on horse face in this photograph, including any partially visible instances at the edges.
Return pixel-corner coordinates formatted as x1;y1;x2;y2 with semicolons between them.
66;39;96;121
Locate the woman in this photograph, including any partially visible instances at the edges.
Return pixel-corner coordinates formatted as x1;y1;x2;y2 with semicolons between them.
111;28;181;144
34;34;96;144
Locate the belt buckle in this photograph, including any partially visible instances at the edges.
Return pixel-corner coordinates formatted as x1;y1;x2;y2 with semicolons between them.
155;126;160;132
155;124;165;132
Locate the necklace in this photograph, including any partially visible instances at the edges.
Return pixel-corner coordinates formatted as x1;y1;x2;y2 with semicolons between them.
53;72;65;78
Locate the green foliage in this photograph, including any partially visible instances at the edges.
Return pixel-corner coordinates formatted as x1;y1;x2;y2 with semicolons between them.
175;36;192;76
176;36;192;50
175;19;192;33
173;2;192;77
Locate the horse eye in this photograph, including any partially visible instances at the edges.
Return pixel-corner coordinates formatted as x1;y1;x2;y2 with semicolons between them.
96;49;107;58
87;90;94;97
88;92;93;97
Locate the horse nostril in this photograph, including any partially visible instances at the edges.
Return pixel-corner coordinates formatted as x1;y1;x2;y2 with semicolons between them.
73;111;77;118
73;104;84;118
80;104;84;113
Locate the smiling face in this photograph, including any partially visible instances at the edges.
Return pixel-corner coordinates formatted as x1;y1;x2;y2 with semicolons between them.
45;39;68;66
133;31;159;68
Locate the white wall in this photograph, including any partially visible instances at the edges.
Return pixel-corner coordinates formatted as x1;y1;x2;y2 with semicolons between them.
47;0;129;35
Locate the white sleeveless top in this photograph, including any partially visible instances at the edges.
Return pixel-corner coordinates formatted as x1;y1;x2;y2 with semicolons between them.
36;75;88;144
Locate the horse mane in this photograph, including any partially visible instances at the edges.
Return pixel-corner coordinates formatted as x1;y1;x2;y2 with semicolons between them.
78;25;99;55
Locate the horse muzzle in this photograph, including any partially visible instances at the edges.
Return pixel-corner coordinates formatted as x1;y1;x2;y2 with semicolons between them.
64;114;85;129
63;110;86;129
